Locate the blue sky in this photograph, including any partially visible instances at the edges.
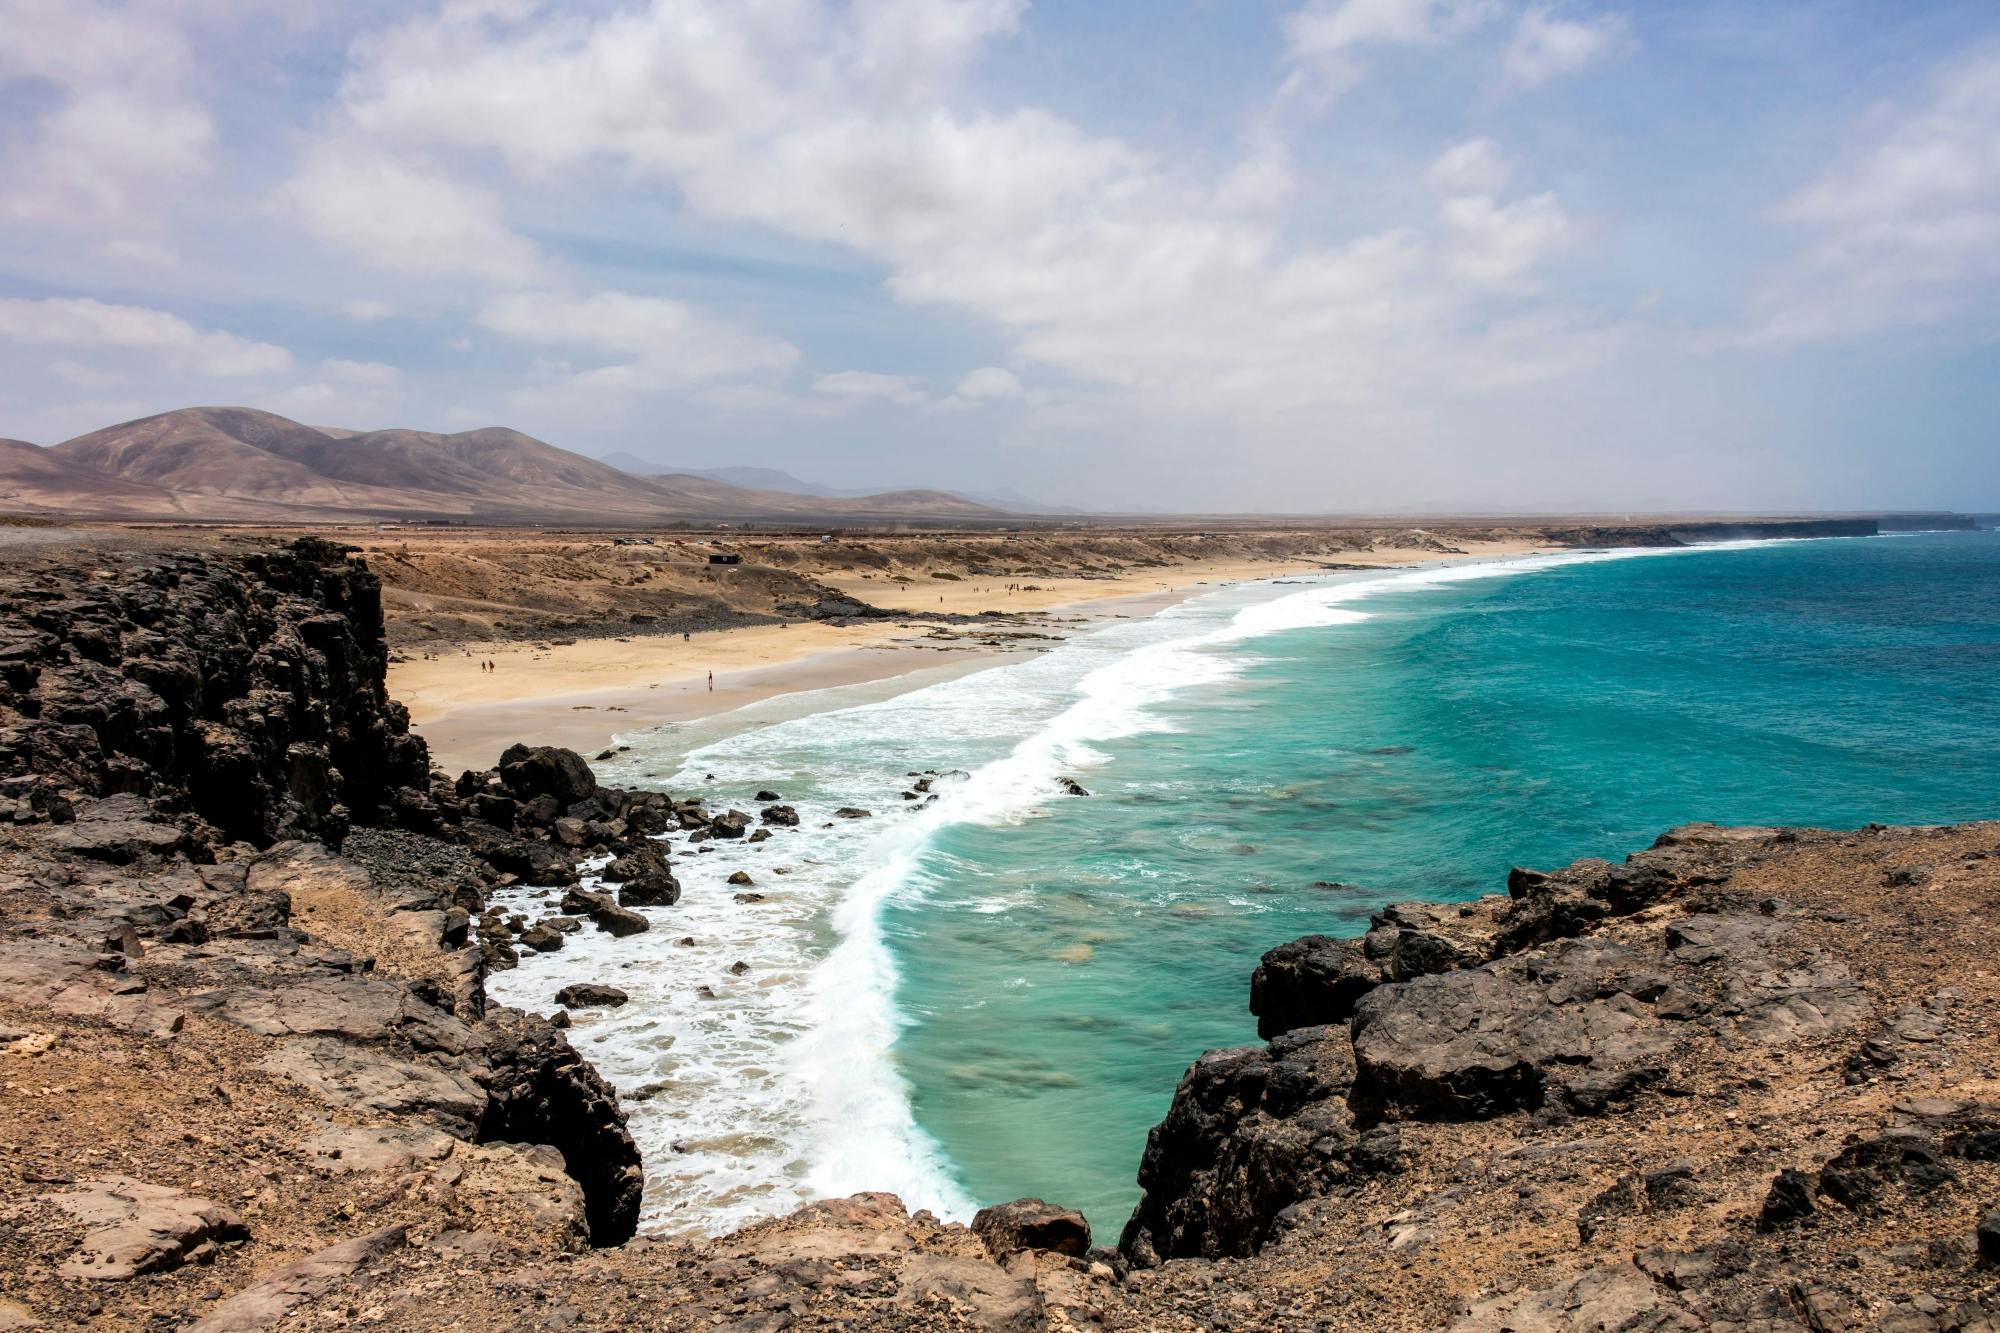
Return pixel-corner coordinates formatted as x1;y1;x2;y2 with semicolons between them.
0;0;1995;512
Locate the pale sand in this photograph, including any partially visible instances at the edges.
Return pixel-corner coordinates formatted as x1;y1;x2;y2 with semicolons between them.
391;540;1555;772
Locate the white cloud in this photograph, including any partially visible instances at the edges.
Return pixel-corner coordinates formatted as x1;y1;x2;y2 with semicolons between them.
478;289;798;391
99;238;181;267
813;371;930;406
955;366;1023;398
1749;54;2000;344
272;382;340;409
1502;7;1630;91
1284;0;1496;63
1428;137;1514;195
278;143;541;282
0;297;291;378
304;0;1599;425
1282;0;1497;99
1440;192;1577;290
49;360;123;391
0;0;215;227
321;358;402;386
343;299;395;322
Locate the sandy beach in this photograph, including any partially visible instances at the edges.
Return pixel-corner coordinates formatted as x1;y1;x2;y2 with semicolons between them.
391;539;1555;772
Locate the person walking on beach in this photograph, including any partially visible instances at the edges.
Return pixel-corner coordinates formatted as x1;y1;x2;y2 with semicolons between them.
707;671;713;691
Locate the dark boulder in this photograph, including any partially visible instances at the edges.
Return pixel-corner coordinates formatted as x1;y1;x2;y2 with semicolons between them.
710;809;752;838
478;838;577;887
495;744;599;809
761;804;799;827
1758;1169;1819;1231
555;983;629;1009
602;844;668;883
518;923;564;953
616;871;680;908
626;804;672;835
972;1199;1091;1261
1249;935;1382;1039
559;888;649;937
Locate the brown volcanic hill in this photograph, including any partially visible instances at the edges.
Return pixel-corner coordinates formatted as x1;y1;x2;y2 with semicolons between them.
3;406;1007;523
51;407;465;516
0;435;294;521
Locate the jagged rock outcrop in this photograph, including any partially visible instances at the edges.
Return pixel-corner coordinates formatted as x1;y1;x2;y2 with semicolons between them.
0;536;648;1325
1118;821;2000;1330
477;1008;642;1245
0;537;430;845
1121;1026;1390;1265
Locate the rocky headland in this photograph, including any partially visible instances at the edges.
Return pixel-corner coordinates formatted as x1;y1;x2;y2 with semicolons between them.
0;537;1995;1330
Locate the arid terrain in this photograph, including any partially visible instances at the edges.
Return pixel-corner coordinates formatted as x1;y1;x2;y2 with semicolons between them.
0;531;1993;1331
0;512;1962;774
0;406;1010;525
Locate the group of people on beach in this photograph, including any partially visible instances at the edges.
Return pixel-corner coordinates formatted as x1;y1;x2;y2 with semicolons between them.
477;659;496;672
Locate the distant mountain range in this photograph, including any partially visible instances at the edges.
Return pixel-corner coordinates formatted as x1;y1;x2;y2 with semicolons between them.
0;407;1015;524
596;451;1076;515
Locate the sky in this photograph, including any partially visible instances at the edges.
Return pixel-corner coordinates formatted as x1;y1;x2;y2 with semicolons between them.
0;0;1996;513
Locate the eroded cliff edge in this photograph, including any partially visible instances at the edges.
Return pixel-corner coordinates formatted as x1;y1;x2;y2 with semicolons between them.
1118;822;2000;1330
0;538;655;1328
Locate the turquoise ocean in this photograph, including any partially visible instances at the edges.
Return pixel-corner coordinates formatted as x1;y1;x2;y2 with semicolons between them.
487;530;2000;1240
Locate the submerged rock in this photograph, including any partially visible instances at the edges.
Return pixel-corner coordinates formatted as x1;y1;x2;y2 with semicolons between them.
560;887;649;937
554;983;629;1009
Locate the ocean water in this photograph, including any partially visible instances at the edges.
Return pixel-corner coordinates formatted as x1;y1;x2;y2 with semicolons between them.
486;530;2000;1240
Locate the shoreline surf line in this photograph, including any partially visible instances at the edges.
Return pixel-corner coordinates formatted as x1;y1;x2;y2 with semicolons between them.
392;540;1561;773
782;538;1812;1217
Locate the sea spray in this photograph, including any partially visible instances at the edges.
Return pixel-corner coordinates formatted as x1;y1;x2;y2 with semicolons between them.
491;539;1832;1234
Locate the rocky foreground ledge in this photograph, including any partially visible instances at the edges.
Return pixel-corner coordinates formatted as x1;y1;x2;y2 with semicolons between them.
0;538;1996;1331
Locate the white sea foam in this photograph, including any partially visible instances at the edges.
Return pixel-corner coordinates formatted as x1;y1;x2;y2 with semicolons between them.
489;540;1789;1235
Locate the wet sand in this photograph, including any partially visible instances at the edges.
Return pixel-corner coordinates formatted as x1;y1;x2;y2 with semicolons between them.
392;540;1554;772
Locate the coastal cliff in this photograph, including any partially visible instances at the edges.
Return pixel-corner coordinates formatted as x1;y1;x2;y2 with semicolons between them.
1;537;1996;1331
1118;823;2000;1329
0;537;653;1325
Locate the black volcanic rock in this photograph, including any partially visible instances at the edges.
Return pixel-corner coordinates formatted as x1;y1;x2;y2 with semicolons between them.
560;888;649;936
0;537;647;1259
555;983;629;1009
497;744;599;809
0;537;430;846
1758;1169;1819;1231
476;1009;642;1244
1122;826;1883;1273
